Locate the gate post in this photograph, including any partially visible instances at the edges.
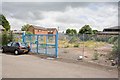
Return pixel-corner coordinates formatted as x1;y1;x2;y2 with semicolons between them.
36;35;39;53
55;31;58;58
22;32;25;43
45;35;48;54
30;35;32;52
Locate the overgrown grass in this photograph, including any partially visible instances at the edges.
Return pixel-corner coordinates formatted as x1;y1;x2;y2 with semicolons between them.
59;40;107;48
74;44;79;47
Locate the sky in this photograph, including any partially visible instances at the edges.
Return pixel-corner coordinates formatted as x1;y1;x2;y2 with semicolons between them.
1;1;119;32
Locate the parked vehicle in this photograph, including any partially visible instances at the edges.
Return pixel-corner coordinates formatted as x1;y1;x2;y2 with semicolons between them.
1;42;30;55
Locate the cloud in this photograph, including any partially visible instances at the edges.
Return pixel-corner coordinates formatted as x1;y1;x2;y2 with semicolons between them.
2;2;118;32
7;18;27;30
2;0;120;2
40;2;118;31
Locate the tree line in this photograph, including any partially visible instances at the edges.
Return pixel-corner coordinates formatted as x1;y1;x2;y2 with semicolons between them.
66;25;98;36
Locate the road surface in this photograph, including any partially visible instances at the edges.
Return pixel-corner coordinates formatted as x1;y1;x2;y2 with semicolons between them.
2;52;118;78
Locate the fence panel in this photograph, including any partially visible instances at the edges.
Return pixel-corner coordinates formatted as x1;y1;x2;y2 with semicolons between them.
22;33;58;58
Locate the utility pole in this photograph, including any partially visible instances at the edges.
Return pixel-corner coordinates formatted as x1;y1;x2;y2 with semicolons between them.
57;26;59;32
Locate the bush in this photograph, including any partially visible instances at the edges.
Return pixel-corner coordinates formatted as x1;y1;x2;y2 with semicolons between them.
109;43;119;60
2;31;14;46
2;31;8;45
92;50;99;60
8;31;13;42
69;36;80;43
108;36;118;44
64;45;69;48
74;44;79;47
108;36;119;60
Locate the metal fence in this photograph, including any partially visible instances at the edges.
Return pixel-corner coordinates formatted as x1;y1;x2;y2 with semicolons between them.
59;33;118;63
22;32;58;58
13;33;23;42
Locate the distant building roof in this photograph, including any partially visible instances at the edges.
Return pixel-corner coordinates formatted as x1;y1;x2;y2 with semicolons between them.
103;26;120;32
104;26;119;29
30;25;57;31
47;28;57;31
30;25;47;30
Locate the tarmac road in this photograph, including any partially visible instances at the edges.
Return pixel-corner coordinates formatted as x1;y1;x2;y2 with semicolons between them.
2;52;118;78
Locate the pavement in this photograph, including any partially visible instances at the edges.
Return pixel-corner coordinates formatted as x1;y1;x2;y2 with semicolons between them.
1;52;118;78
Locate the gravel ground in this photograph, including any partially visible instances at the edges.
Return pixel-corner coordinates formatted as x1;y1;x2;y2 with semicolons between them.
58;46;116;67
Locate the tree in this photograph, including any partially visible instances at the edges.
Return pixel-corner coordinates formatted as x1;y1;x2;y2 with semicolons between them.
66;29;71;35
0;14;10;31
79;25;93;34
66;29;77;36
71;29;77;35
21;24;30;31
92;30;98;34
0;15;11;45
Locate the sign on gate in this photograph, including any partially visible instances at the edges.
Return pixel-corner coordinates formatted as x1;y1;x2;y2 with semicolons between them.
22;32;58;58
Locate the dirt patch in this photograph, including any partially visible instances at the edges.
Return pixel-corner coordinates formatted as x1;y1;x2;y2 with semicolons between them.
58;43;116;67
28;43;117;69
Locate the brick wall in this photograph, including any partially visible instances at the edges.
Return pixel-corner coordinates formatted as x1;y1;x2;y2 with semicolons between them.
34;29;48;34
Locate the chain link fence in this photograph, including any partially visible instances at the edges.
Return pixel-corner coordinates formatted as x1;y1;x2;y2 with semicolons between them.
59;33;119;66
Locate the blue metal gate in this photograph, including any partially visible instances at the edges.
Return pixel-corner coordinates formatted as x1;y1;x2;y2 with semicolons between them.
22;32;58;58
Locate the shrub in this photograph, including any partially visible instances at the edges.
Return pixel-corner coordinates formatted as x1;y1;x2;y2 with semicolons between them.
7;31;13;42
74;44;79;47
2;31;14;46
108;36;119;60
108;36;118;44
69;36;80;43
2;31;8;45
64;45;69;48
109;43;119;60
92;50;99;60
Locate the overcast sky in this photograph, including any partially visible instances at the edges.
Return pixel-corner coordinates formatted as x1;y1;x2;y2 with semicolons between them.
2;2;118;32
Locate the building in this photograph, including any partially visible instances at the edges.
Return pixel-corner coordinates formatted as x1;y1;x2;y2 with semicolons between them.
103;26;120;32
96;26;120;40
28;25;48;34
28;25;57;34
47;28;57;34
97;26;120;35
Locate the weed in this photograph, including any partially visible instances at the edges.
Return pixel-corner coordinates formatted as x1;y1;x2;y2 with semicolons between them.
92;50;99;60
74;44;79;48
64;45;69;48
